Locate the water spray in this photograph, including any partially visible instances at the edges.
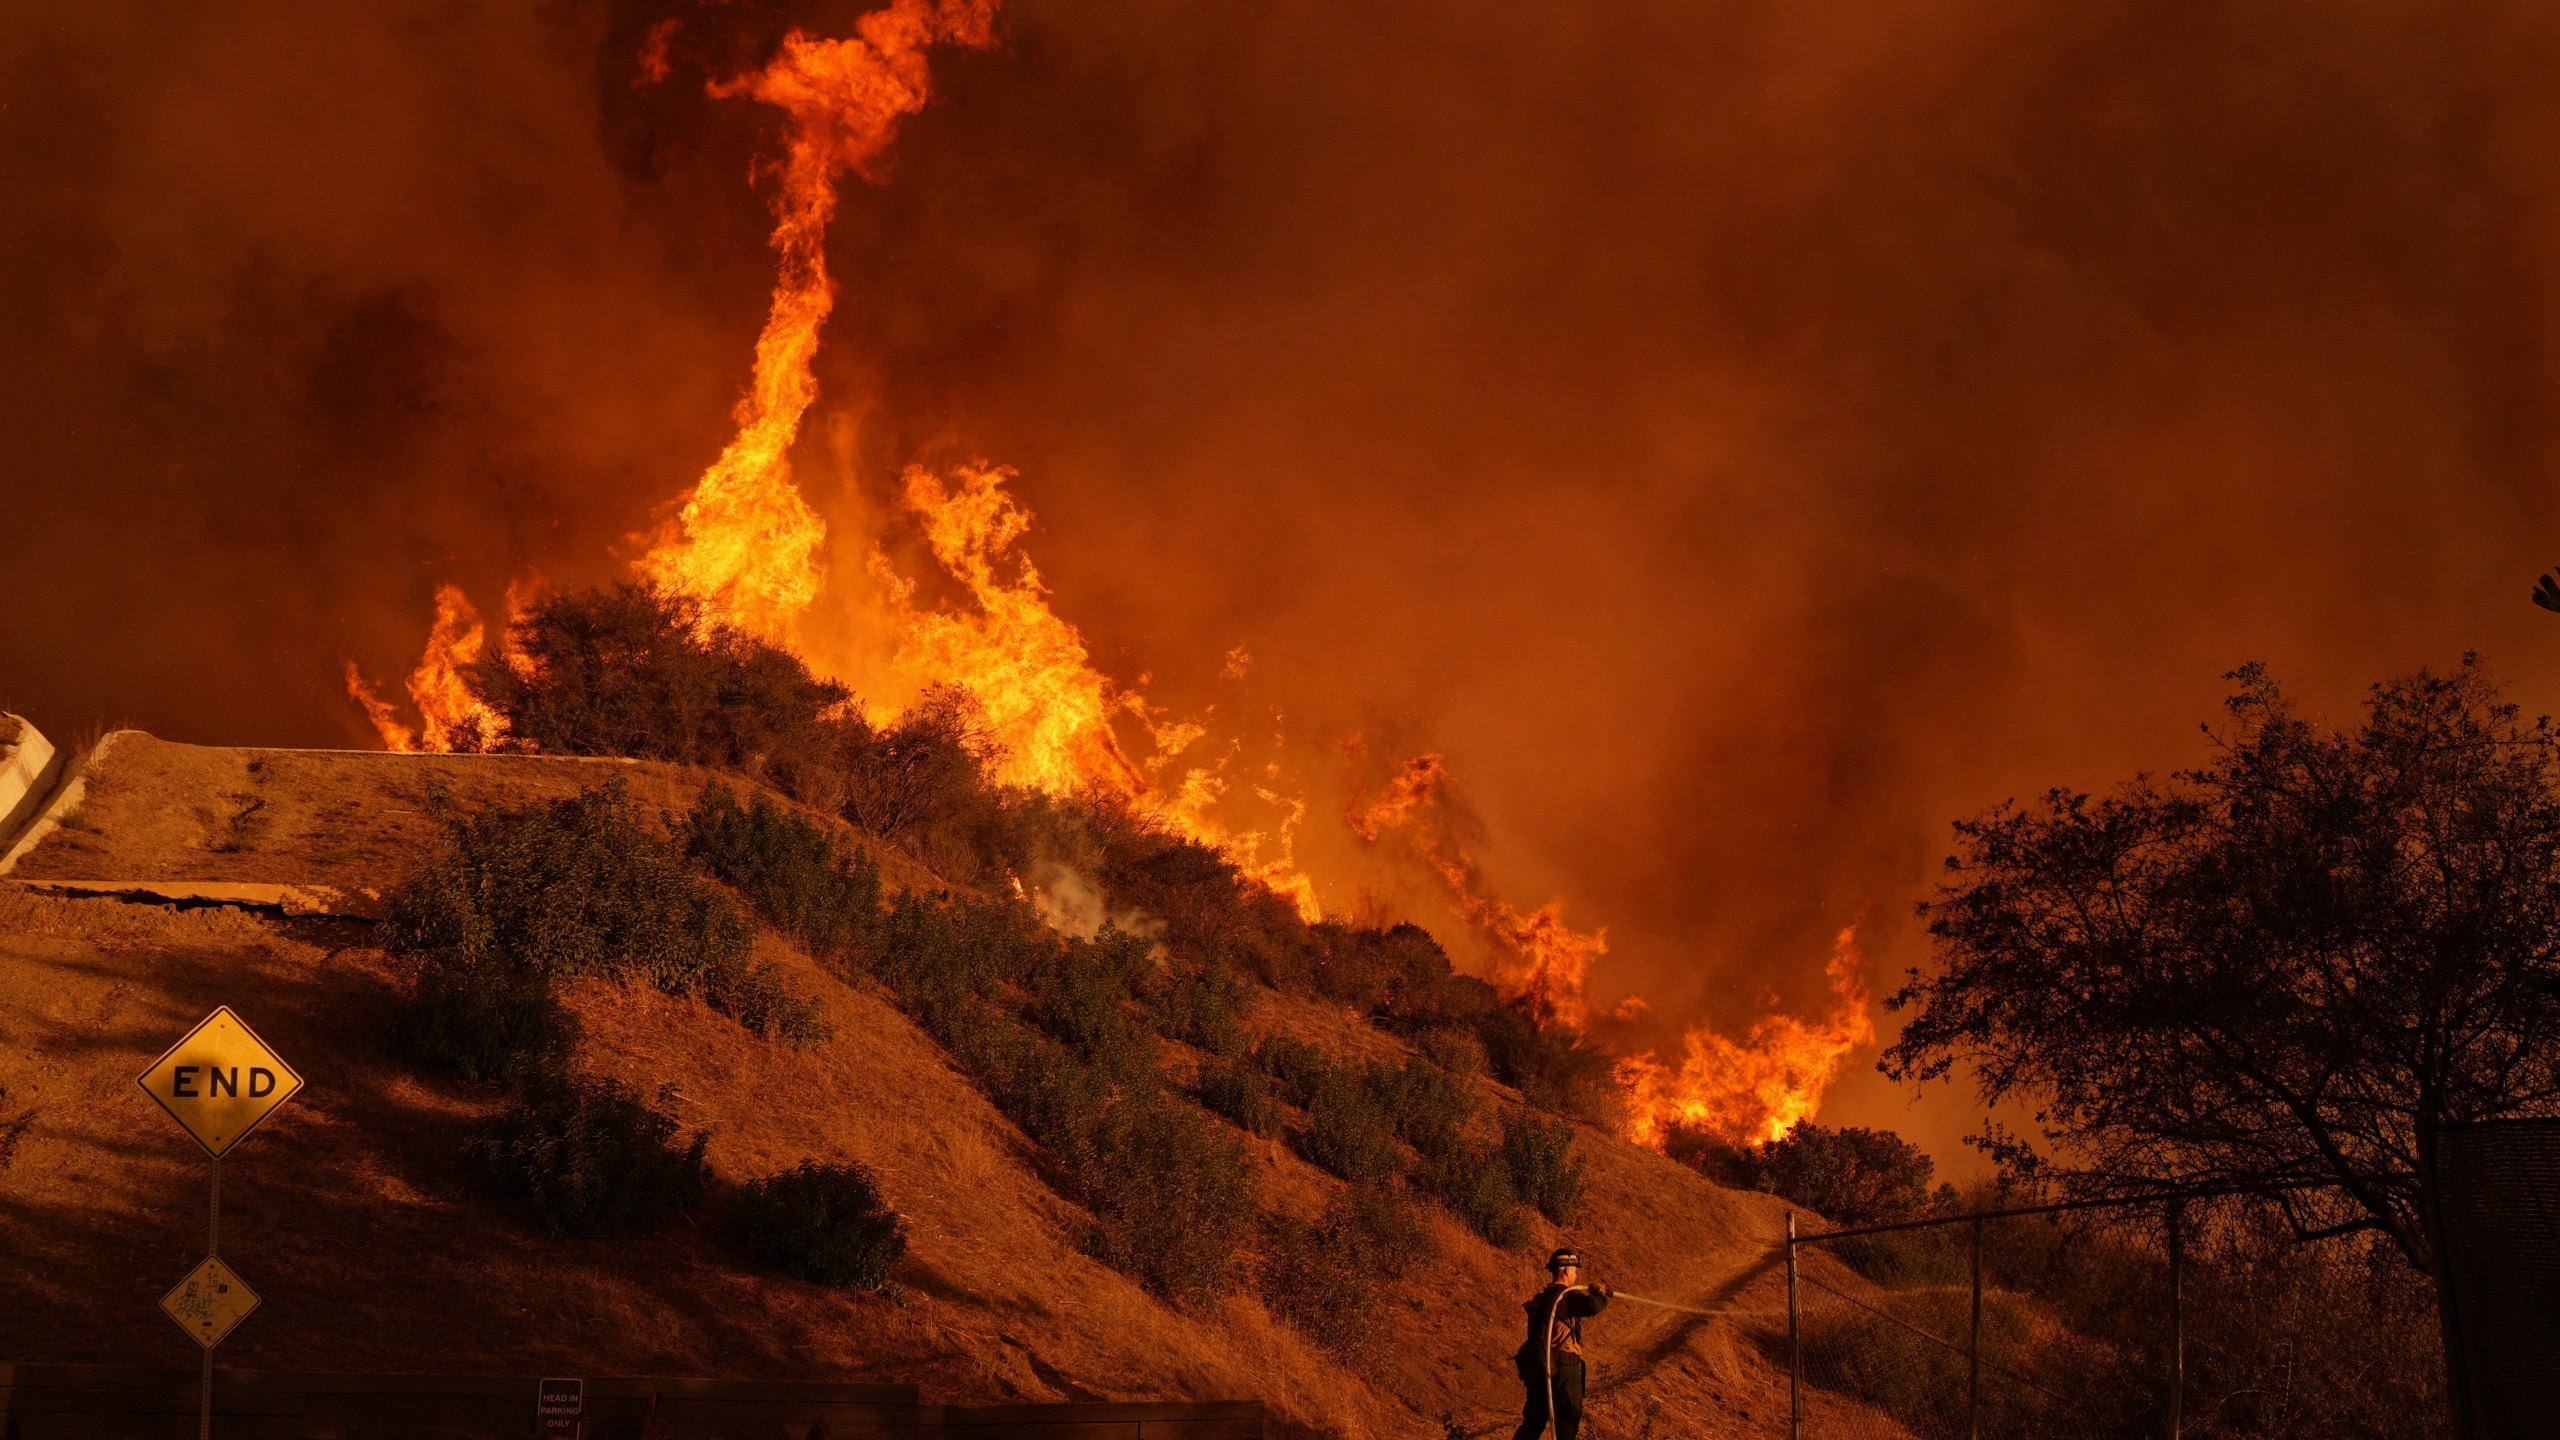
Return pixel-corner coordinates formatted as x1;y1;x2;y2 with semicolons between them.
1604;1289;1785;1319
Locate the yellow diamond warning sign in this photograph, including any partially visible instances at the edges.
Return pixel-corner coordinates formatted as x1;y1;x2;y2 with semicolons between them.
138;1006;303;1156
162;1255;260;1349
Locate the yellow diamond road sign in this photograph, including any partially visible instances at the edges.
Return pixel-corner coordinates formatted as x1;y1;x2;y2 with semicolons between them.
162;1255;260;1349
138;1006;303;1156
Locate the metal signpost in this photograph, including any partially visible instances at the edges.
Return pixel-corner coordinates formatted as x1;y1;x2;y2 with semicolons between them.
138;1006;303;1440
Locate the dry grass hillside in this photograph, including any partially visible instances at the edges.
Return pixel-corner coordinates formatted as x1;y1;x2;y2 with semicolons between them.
0;733;1905;1439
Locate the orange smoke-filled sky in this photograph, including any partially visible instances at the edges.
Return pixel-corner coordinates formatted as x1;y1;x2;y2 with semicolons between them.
8;0;2560;1166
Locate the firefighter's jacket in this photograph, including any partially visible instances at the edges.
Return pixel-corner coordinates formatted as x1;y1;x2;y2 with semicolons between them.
1514;1284;1612;1372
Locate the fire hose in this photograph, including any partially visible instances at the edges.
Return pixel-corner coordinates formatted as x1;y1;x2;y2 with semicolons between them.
1537;1284;1787;1439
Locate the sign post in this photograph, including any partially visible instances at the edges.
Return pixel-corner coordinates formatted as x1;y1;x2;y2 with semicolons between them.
139;1007;302;1440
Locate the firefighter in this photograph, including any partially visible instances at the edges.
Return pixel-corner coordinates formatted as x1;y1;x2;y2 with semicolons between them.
1512;1247;1612;1440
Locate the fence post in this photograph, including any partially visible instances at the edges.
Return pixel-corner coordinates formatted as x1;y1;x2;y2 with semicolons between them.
1787;1211;1801;1440
2168;1199;2184;1440
1968;1214;1984;1440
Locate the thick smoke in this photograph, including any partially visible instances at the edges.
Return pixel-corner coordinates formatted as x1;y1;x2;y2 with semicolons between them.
7;0;2560;1163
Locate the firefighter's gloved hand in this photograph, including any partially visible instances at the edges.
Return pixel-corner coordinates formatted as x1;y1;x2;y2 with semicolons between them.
1596;1281;1613;1298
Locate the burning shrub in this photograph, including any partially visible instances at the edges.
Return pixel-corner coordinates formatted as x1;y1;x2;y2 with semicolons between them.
736;1159;907;1292
1421;1142;1532;1251
1499;1109;1586;1225
684;784;883;963
471;1077;708;1237
1080;1096;1259;1304
1299;1068;1401;1185
836;685;1006;873
1197;1058;1283;1137
470;584;851;782
1254;1034;1332;1107
1307;922;1494;1029
1091;820;1289;973
1257;1185;1431;1352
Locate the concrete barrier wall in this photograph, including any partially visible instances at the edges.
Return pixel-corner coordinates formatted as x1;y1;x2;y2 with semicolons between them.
0;1363;1267;1440
0;715;62;865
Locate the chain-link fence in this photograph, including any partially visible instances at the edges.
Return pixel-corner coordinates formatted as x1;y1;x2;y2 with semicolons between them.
2434;1118;2560;1438
1782;1190;2286;1440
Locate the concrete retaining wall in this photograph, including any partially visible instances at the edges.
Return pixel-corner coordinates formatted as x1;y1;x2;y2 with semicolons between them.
0;714;62;868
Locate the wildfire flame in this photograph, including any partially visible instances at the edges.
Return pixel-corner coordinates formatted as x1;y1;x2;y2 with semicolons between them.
875;462;1149;798
1352;750;1874;1146
347;3;1872;1141
345;584;506;752
1349;752;1609;1028
639;1;999;644
1618;923;1877;1149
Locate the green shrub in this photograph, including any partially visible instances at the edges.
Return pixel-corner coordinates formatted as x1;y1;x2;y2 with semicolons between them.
1671;1121;1937;1228
705;957;831;1046
1028;928;1155;1076
1257;1185;1432;1351
873;892;1049;1014
1257;1214;1374;1353
684;784;883;962
1255;1034;1332;1107
1475;1003;1619;1123
472;1077;708;1236
1081;1097;1259;1303
1417;1026;1487;1078
1332;1184;1431;1282
1500;1109;1586;1224
1300;1068;1401;1184
736;1160;907;1291
1145;957;1255;1057
980;1021;1113;1170
1371;1055;1475;1158
1197;1059;1283;1137
403;948;577;1085
387;779;827;1045
1423;1142;1532;1250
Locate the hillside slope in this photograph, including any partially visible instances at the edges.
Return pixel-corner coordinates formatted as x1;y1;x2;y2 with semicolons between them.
0;733;1901;1439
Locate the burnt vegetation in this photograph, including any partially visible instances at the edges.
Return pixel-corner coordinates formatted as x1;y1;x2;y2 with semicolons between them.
390;581;1607;1325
